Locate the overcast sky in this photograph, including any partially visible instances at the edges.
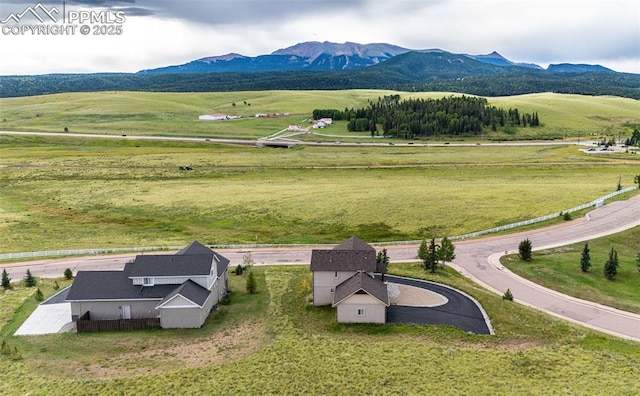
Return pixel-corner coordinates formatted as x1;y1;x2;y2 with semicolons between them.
0;0;638;75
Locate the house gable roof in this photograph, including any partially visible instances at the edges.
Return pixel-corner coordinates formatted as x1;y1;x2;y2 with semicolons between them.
332;272;389;307
213;252;230;278
310;235;382;272
176;240;213;256
176;241;230;278
310;249;377;272
129;254;213;278
156;280;211;309
66;269;178;301
334;235;375;251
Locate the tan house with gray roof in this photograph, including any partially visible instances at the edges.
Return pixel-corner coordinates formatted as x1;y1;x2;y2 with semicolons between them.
310;236;389;323
66;241;229;329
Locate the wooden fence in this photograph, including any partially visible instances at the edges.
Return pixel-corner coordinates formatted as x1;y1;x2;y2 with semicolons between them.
76;312;161;333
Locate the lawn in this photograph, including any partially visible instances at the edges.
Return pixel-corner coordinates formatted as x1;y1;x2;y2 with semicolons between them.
1;265;639;395
1;91;638;141
1;135;639;252
502;226;640;313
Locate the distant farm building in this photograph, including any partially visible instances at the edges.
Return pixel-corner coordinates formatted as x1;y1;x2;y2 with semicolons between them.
287;125;308;132
199;114;236;121
255;113;290;118
312;117;333;128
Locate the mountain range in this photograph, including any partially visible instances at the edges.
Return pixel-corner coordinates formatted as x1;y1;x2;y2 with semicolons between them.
138;41;608;74
1;41;637;99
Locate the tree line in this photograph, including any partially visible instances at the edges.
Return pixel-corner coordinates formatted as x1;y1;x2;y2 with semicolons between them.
315;95;540;138
2;69;639;99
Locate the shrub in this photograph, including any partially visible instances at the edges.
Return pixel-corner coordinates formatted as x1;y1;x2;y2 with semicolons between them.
246;270;257;294
503;288;514;301
53;280;60;290
219;293;231;305
562;211;572;221
235;264;243;275
519;239;533;261
64;268;73;280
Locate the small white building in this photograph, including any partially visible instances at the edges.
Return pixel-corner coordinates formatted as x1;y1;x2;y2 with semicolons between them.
199;114;231;121
319;117;333;125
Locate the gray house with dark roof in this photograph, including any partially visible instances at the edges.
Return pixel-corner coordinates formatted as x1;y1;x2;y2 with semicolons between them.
66;241;229;329
310;236;389;323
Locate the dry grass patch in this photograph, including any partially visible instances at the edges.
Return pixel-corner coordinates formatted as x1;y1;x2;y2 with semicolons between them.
72;320;266;379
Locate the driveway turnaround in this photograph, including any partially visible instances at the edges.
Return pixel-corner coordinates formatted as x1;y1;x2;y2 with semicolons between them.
384;275;492;335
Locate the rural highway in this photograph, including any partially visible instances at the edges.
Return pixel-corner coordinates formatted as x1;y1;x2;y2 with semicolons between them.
0;130;596;148
3;195;639;341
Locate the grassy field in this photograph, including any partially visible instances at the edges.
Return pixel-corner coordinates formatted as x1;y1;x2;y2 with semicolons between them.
1;265;639;395
1;91;638;140
1;135;639;252
502;226;640;314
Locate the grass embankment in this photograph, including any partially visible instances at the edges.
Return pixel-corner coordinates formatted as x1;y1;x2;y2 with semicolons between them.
502;226;640;313
1;91;638;140
1;266;639;394
1;135;639;252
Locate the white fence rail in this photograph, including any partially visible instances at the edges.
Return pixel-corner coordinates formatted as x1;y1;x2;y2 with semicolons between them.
1;186;636;260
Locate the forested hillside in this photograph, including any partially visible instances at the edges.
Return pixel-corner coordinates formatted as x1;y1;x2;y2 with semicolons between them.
315;95;539;138
1;52;639;98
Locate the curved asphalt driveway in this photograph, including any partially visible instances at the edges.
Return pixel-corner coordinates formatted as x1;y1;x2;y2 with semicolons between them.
384;275;492;335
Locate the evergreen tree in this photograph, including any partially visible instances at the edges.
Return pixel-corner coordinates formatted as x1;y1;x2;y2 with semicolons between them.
418;239;429;268
246;270;257;294
376;249;389;281
1;269;11;290
580;242;591;272
34;288;44;302
519;239;533;261
24;269;36;288
426;238;439;274
63;268;73;280
604;247;619;280
437;236;456;266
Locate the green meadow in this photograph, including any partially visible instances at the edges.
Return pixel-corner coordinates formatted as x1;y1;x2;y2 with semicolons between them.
1;88;640;393
1;90;639;140
1;134;639;252
1;265;639;395
503;226;640;314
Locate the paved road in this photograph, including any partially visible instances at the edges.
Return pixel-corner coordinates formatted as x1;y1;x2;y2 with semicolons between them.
3;196;639;341
0;130;595;148
384;275;492;335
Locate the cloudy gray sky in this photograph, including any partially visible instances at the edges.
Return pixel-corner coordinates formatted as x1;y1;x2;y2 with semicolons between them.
0;0;638;74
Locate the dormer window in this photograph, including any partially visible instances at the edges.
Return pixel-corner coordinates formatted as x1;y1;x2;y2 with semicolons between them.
143;277;154;286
